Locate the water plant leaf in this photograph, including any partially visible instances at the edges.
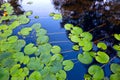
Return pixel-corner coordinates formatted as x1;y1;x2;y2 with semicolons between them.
72;45;79;50
29;71;42;80
34;16;39;19
95;51;109;63
49;12;55;17
88;65;104;80
27;57;44;71
71;27;83;35
113;44;120;51
97;42;107;50
39;53;51;64
84;74;92;80
82;41;93;51
36;29;47;36
56;70;67;80
110;73;120;80
64;23;73;30
53;13;62;20
51;54;63;62
62;60;74;71
114;34;120;41
24;43;37;55
25;11;32;16
37;35;49;44
70;35;80;43
0;67;9;80
17;15;30;24
7;36;18;43
18;27;32;36
110;63;120;73
78;52;93;64
81;32;93;41
51;46;61;54
31;23;41;30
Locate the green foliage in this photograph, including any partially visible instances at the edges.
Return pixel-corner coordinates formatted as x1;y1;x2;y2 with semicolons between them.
114;34;120;41
78;52;93;64
97;42;107;50
72;45;79;50
110;63;120;73
24;43;37;55
52;13;62;20
88;65;104;80
18;27;32;36
64;24;74;30
95;51;109;63
63;60;74;71
0;3;75;80
51;46;61;54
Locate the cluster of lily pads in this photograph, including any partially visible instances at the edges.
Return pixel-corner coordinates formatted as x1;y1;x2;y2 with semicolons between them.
0;3;74;80
63;22;120;80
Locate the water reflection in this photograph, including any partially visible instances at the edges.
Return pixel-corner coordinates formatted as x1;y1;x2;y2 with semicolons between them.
0;0;24;15
52;0;120;55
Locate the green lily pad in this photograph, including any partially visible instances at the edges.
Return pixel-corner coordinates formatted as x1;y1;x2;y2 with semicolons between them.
17;15;30;24
114;34;120;41
95;51;109;64
71;27;83;35
0;67;9;80
88;65;104;80
25;11;32;16
70;35;80;43
81;32;93;41
64;23;73;30
18;27;32;36
7;36;18;43
113;44;120;51
49;12;55;17
51;54;63;62
24;43;37;55
29;71;42;80
27;57;44;71
37;35;49;44
51;46;61;54
78;52;93;64
72;45;79;50
53;14;62;20
97;42;107;50
63;60;74;71
110;73;120;80
31;23;41;30
56;70;67;80
110;63;120;73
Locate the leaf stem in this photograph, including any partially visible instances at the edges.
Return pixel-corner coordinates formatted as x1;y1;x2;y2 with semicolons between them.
61;50;74;54
48;32;66;35
49;40;71;44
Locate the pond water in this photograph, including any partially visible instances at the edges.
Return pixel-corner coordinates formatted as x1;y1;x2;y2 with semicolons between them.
1;0;120;80
21;0;87;80
17;0;120;80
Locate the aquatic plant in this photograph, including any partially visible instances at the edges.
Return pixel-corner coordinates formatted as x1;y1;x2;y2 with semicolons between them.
0;3;74;80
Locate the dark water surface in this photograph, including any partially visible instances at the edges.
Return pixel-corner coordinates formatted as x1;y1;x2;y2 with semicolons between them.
12;0;120;80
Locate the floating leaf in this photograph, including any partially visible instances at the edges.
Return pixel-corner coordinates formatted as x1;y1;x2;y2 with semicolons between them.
34;16;39;19
49;12;55;17
64;24;73;30
71;27;83;35
113;44;120;51
0;67;9;80
110;73;120;80
82;41;93;51
31;23;41;30
27;57;44;70
81;32;93;41
18;27;32;36
70;35;80;43
110;63;120;73
53;13;62;20
95;51;109;63
17;15;30;24
7;36;18;43
78;52;93;64
36;29;47;36
51;54;63;62
37;35;49;44
51;46;61;54
63;60;74;71
25;11;32;16
29;71;42;80
114;34;120;41
97;42;107;50
39;53;51;64
56;70;67;80
72;45;79;50
24;43;37;55
88;65;104;80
